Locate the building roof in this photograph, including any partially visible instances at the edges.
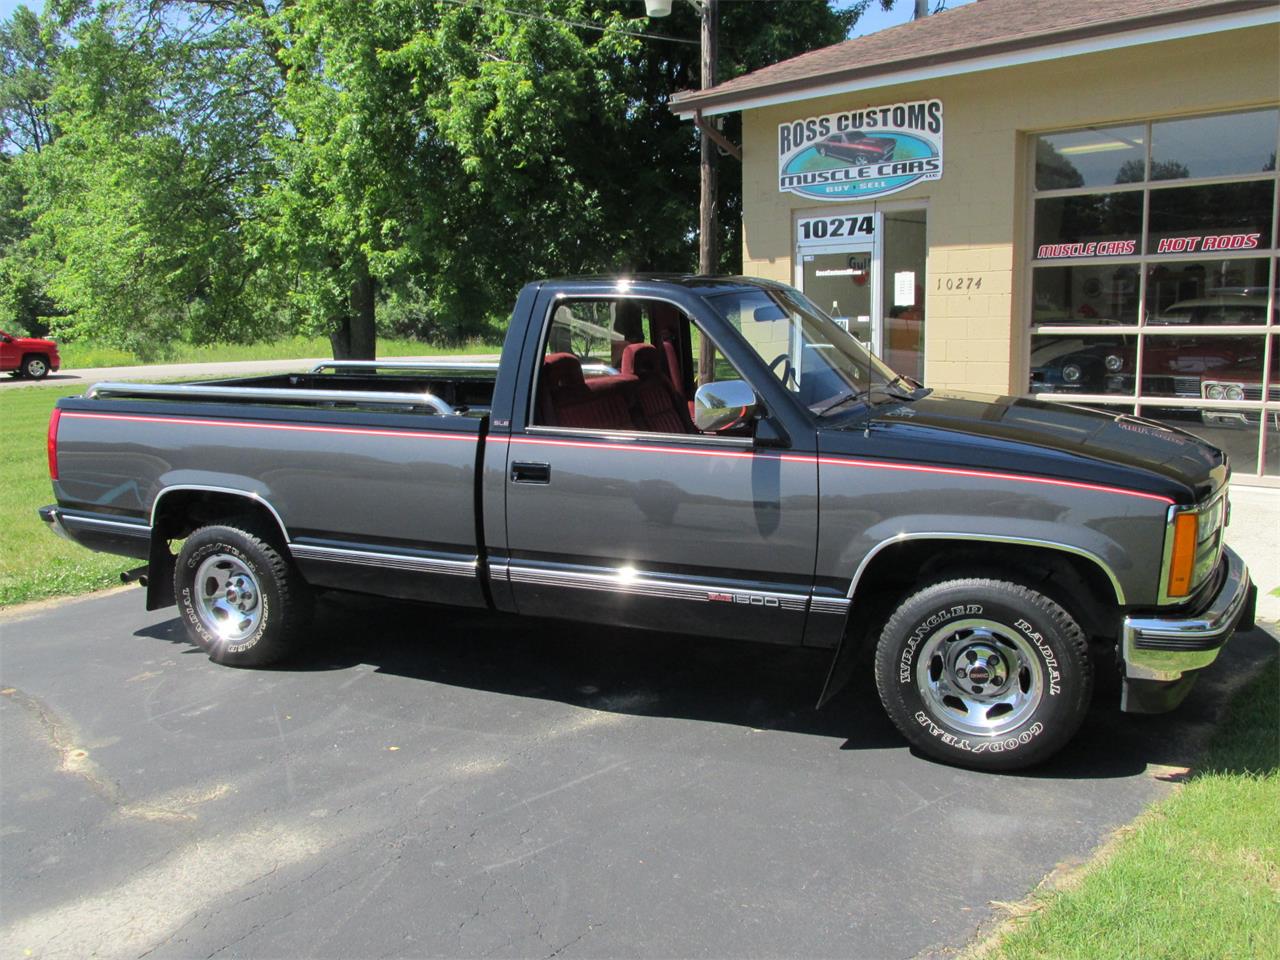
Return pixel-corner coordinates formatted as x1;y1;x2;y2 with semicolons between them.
670;0;1278;116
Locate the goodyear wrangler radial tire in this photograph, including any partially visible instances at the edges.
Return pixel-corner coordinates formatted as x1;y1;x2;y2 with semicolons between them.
175;524;312;667
873;578;1092;771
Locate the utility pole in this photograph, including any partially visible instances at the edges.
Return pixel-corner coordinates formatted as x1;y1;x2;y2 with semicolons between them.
699;0;717;279
648;0;719;384
696;0;718;386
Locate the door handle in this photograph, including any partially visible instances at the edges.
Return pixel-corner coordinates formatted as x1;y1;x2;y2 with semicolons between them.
511;461;551;484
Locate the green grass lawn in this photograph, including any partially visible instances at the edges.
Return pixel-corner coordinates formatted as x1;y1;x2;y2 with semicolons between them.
0;384;135;606
58;335;501;369
982;654;1280;960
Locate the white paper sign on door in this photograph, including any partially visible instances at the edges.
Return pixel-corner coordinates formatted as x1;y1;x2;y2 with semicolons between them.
894;271;916;307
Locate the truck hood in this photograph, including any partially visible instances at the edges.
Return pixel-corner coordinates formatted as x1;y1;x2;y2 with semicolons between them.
823;391;1225;504
16;336;57;350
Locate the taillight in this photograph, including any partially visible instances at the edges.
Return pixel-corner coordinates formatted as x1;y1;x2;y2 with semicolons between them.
1166;512;1199;598
47;407;61;480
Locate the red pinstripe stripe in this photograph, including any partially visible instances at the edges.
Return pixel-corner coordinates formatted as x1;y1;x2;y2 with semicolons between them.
813;456;1175;505
60;411;478;443
509;435;758;460
510;434;1174;504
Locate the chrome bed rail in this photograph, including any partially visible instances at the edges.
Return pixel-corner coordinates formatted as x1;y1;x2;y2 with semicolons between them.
310;359;618;377
84;380;456;415
310;359;501;375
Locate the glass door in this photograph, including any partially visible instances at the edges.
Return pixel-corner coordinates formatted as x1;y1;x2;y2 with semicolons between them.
797;211;879;353
796;207;928;382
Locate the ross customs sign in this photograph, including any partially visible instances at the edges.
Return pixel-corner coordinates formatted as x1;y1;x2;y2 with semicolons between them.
778;98;943;202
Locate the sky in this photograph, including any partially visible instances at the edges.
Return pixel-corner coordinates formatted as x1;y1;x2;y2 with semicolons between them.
847;0;977;37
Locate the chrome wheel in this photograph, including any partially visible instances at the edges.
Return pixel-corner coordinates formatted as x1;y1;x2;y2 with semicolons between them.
193;553;262;642
915;618;1044;738
24;357;47;378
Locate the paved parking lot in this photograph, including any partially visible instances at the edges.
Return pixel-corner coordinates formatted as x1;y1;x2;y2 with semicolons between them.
1;589;1274;959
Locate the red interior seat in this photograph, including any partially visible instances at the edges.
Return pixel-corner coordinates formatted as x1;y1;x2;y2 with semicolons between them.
622;343;696;434
539;353;636;431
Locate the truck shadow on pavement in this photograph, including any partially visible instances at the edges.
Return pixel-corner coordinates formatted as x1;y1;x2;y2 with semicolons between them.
134;593;1277;782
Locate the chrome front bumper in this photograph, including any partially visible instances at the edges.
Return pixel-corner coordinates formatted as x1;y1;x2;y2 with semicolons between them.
1120;546;1256;712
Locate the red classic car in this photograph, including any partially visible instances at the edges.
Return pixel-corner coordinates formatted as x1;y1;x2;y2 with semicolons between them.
815;130;896;165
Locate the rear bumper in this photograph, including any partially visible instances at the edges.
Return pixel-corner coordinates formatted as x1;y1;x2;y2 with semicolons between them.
39;504;151;561
1120;546;1255;713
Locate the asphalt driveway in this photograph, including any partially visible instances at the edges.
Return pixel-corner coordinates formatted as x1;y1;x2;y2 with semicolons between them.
1;589;1274;959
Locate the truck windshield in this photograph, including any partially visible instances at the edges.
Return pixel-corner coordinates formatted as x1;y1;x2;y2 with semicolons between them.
703;285;915;417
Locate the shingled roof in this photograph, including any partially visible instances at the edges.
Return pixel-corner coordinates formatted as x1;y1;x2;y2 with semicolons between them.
671;0;1277;115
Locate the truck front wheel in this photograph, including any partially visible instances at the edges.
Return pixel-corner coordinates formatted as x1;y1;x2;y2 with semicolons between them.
22;354;49;379
175;524;312;667
873;578;1092;771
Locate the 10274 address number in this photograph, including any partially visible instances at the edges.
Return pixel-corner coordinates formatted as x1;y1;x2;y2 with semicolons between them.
937;276;983;291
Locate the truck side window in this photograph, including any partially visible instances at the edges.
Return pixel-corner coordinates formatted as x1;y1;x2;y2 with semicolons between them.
532;298;742;436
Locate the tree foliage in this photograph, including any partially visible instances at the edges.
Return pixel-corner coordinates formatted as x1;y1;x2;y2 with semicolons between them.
1;0;875;356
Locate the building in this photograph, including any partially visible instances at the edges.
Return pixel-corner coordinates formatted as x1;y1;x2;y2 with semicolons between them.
671;0;1280;483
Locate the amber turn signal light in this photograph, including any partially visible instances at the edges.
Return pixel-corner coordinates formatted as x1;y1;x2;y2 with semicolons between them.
1166;512;1199;598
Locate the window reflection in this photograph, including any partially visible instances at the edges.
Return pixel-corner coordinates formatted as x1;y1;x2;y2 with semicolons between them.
1029;335;1135;395
1147;180;1275;254
1151;110;1280;181
1032;264;1140;326
1145;258;1273;325
1034;125;1146;190
1034;192;1142;256
1138;336;1266;399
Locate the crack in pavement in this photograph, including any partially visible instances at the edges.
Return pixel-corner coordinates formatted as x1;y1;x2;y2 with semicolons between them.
1;686;231;825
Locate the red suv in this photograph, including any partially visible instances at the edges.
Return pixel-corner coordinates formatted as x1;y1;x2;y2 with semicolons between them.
0;329;60;379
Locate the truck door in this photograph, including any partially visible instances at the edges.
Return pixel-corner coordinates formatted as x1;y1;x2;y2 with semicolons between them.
498;292;819;646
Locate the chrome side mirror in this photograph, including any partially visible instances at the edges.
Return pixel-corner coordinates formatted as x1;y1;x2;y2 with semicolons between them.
693;379;758;433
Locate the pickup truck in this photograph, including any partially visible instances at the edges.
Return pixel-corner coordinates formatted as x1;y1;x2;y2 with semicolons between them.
2;328;60;379
39;276;1256;770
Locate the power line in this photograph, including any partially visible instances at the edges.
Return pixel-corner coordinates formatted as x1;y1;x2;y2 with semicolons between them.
435;0;701;46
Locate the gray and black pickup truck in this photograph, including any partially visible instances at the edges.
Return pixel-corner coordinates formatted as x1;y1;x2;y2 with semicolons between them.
40;276;1257;770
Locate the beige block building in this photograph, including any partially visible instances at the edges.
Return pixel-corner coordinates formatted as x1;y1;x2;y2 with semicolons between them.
673;0;1280;482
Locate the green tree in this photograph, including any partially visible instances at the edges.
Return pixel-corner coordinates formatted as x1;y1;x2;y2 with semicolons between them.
4;0;878;356
21;2;284;355
0;4;60;333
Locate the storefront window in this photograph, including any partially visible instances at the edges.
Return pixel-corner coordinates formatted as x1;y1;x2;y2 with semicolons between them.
1145;258;1272;325
1028;108;1279;478
1034;124;1146;189
1150;109;1280;180
1029;334;1135;396
1146;180;1274;254
1033;191;1142;255
1032;263;1140;325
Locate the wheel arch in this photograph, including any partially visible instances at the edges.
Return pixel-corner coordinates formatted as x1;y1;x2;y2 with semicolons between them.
145;485;292;611
817;533;1124;708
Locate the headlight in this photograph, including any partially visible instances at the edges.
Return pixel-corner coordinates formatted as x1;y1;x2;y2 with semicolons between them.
1225;384;1244;401
1104;353;1123;372
1062;363;1082;383
1205;383;1225;400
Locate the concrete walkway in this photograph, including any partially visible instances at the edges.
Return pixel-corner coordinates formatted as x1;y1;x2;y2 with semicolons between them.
1224;484;1280;622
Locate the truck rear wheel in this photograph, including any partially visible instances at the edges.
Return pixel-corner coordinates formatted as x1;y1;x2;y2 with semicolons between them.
873;578;1092;771
175;524;312;667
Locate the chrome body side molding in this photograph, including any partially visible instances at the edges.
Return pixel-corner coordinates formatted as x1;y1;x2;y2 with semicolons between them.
290;543;479;578
506;563;810;612
844;532;1128;605
150;484;292;542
